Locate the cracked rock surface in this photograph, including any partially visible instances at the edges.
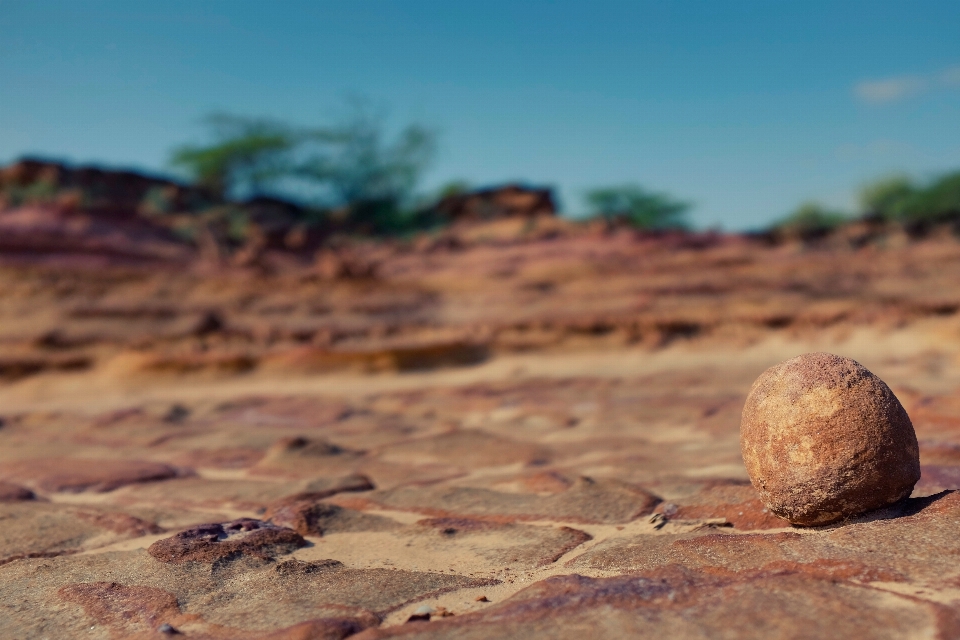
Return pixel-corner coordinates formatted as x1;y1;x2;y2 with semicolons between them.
4;230;960;637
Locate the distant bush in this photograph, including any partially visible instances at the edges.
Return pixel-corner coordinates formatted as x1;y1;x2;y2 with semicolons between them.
859;171;960;228
169;103;437;235
295;105;437;234
584;184;690;230
771;169;960;242
858;175;916;221
435;180;471;199
297;109;434;206
1;179;60;208
771;202;848;238
170;115;298;200
898;172;960;225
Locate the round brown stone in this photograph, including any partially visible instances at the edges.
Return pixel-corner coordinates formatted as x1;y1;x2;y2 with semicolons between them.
741;352;920;526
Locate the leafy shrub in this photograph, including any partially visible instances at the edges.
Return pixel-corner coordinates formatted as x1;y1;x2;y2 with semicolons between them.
584;184;690;230
858;175;916;221
897;171;960;224
859;171;960;227
170;115;299;199
295;108;435;209
772;202;848;237
169;104;437;235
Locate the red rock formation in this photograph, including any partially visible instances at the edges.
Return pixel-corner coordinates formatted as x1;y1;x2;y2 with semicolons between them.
433;185;556;222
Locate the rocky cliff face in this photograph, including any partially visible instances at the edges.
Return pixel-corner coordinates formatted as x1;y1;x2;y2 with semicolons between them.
433;184;556;221
0;158;215;215
0;159;321;266
0;162;565;269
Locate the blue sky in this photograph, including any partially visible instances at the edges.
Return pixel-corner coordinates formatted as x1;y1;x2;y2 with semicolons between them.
2;1;959;229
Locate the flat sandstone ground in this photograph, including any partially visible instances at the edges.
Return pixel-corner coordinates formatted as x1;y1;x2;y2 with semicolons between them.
4;228;960;638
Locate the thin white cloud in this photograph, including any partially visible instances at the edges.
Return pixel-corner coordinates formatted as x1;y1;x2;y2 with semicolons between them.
854;76;926;103
854;63;960;104
940;65;960;87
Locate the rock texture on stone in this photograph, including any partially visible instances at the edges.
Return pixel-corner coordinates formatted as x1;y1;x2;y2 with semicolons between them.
741;352;920;526
147;518;307;564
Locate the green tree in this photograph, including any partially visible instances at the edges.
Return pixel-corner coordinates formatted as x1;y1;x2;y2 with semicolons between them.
858;175;916;221
858;171;960;226
772;201;847;236
898;171;960;224
584;184;690;230
435;180;471;199
169;104;437;234
299;117;434;206
169;114;299;199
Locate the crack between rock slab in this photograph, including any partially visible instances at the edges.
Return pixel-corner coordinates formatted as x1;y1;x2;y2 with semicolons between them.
0;549;80;567
865;581;960;607
371;517;737;628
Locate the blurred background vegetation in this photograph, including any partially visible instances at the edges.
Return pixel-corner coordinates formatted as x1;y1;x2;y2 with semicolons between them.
769;170;960;239
4;101;960;244
169;104;438;236
166;103;700;235
583;185;690;231
770;202;849;239
167;103;960;238
859;172;960;228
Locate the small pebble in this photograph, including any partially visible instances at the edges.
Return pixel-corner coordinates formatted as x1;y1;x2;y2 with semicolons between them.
741;352;920;526
158;623;179;634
